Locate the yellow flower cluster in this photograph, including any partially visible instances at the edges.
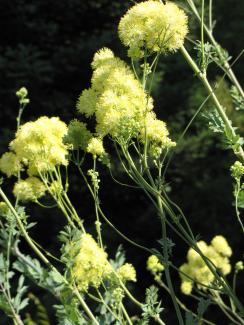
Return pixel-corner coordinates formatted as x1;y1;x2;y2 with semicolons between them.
0;116;69;202
77;48;175;154
13;177;46;202
86;137;105;157
0;152;22;178
77;48;153;139
147;255;164;275
72;233;111;291
140;112;176;156
117;263;137;282
179;236;232;295
10;116;69;176
118;1;188;58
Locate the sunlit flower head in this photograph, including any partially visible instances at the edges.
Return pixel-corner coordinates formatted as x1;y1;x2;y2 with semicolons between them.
0;152;22;177
13;177;46;202
117;263;137;282
118;1;188;58
211;235;232;257
86;137;105;157
179;236;232;295
10;116;69;175
181;281;193;295
72;233;111;291
147;255;164;275
77;48;153;140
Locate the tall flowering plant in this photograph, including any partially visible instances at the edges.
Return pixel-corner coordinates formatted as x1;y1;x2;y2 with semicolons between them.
0;1;243;324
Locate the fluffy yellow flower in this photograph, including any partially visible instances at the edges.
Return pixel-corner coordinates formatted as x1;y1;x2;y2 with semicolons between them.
179;236;232;295
0;152;22;177
77;48;153;139
117;263;137;282
86;137;105;157
211;235;232;257
72;233;111;291
235;261;244;271
181;281;193;295
91;47;115;69
13;177;46;202
187;240;208;264
10;117;69;175
77;48;174;151
77;89;97;118
140;112;176;152
118;1;188;58
147;255;164;275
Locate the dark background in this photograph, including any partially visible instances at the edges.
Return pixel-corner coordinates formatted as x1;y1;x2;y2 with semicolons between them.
0;0;244;323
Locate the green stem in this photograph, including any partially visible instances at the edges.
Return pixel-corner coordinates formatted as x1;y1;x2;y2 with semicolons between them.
201;0;205;73
234;181;244;233
209;0;213;32
157;196;184;325
212;291;244;325
156;278;216;325
0;283;24;325
121;303;133;325
180;45;244;162
186;0;244;99
0;187;99;325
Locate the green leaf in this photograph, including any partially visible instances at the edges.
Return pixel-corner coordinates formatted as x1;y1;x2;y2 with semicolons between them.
197;298;211;318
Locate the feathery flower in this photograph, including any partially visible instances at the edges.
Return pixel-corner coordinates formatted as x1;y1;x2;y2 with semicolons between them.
117;263;137;282
77;48;174;153
10;116;69;175
211;235;232;257
72;233;111;291
77;48;153;139
86;137;105;157
0;152;22;177
140;112;176;151
181;281;193;295
118;1;188;58
179;236;232;295
147;255;164;275
13;177;46;202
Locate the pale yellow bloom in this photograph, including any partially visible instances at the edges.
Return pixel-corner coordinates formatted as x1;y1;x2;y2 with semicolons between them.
117;263;137;282
235;261;244;271
147;255;164;275
180;236;232;295
0;152;22;177
211;235;232;257
13;177;46;202
181;281;193;295
86;137;105;157
140;112;176;153
10;116;69;175
77;48;154;140
77;48;175;152
72;233;111;291
118;1;188;57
